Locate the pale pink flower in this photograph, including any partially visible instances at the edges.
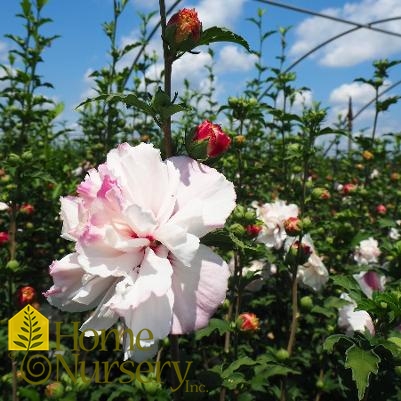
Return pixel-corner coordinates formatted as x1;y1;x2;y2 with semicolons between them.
253;200;298;249
45;143;236;361
298;253;329;292
389;227;400;240
338;293;375;335
228;259;273;292
353;270;385;299
354;237;381;265
285;234;329;291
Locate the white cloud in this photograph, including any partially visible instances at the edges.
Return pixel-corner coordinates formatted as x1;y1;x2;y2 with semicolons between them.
188;0;247;28
290;0;401;67
0;41;8;61
215;45;257;73
329;81;376;105
79;68;97;101
132;0;247;29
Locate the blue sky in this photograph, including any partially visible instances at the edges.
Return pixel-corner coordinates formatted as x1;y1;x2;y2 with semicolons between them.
1;0;401;139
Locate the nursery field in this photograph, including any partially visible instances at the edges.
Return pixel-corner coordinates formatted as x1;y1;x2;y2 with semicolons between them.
2;1;401;400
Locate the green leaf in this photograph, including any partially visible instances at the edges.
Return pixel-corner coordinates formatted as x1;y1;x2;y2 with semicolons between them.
19;387;41;401
21;0;32;16
344;345;380;400
75;93;154;117
199;27;250;52
222;357;258;378
323;334;353;353
222;372;246;390
195;318;231;340
254;364;298;378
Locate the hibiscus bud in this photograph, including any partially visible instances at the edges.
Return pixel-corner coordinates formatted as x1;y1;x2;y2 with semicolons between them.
20;203;34;215
284;217;302;236
362;150;374;160
285;241;312;266
166;8;202;50
45;382;65;399
246;224;262;237
376;204;387;215
17;286;37;307
342;183;357;195
312;187;330;200
0;231;9;245
189;120;231;159
234;135;246;145
230;223;246;236
238;312;260;331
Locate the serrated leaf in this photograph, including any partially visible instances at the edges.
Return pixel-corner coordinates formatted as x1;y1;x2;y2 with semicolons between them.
345;345;379;400
254;364;298;378
311;305;332;318
222;357;258;378
199;27;250;52
19;387;41;401
222;372;246;390
228;232;257;251
31;341;43;349
195;318;231;340
323;334;353;353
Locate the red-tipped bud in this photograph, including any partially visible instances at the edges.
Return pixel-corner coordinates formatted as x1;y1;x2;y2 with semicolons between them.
45;382;65;399
166;8;202;48
0;231;9;245
342;183;357;195
246;224;262;237
284;217;302;236
189;120;231;159
376;204;387;215
17;285;37;307
286;240;312;266
20;203;34;215
238;312;260;331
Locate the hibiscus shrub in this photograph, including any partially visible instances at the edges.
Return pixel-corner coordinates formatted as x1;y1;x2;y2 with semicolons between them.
2;1;401;401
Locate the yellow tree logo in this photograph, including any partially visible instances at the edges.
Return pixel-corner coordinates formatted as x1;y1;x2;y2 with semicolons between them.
8;305;49;351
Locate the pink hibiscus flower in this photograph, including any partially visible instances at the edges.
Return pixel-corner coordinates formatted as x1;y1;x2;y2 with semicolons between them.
45;143;236;361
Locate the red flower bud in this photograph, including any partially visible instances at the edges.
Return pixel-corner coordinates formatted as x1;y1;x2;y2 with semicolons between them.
167;8;202;45
17;285;37;307
20;203;34;215
284;217;302;236
238;312;260;331
192;120;231;158
0;231;9;245
376;204;387;215
246;224;262;237
286;240;312;266
342;183;357;195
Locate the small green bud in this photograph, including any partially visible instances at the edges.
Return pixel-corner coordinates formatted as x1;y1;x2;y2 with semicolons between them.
276;348;290;361
6;260;20;271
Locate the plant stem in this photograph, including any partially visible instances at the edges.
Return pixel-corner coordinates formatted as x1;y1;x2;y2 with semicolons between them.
159;0;173;158
287;271;299;355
